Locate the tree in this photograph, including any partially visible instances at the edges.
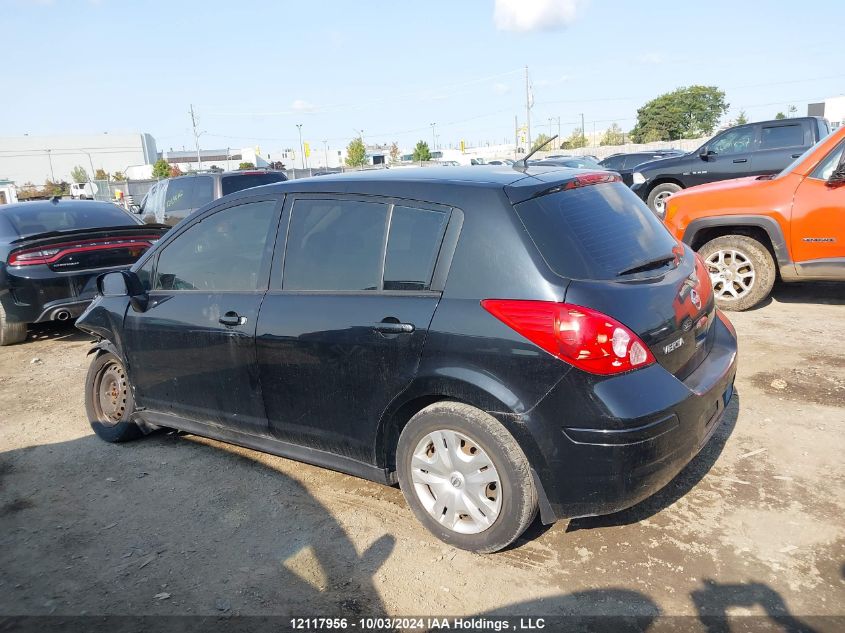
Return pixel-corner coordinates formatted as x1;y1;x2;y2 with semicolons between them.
566;127;587;149
531;133;552;151
44;179;64;197
412;140;431;162
169;165;183;177
600;123;625;146
94;168;109;180
775;112;787;120
269;161;286;170
389;142;401;164
237;162;255;170
630;85;728;143
735;110;749;125
112;171;126;181
345;137;367;167
70;165;88;183
152;159;171;180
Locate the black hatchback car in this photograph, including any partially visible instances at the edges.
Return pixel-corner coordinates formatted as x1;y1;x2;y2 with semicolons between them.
77;167;738;552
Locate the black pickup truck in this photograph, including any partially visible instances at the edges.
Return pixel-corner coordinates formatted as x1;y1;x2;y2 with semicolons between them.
630;117;831;217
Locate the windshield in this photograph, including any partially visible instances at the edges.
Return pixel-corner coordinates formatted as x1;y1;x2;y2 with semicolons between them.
2;202;138;238
513;182;678;281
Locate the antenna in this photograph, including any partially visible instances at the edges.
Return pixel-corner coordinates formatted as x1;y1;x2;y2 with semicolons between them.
513;134;558;171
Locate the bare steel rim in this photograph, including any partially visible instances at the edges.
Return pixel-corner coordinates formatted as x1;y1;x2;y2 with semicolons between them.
93;360;129;426
705;248;756;300
410;429;502;535
653;190;673;217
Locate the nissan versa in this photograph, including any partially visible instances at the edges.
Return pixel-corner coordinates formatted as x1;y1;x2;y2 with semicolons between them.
76;166;738;553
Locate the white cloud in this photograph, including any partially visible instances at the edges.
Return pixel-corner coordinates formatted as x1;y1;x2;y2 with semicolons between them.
638;52;663;65
493;0;587;32
291;99;316;113
493;82;511;95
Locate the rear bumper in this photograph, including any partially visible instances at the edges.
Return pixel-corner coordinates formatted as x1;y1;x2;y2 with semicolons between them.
514;314;738;520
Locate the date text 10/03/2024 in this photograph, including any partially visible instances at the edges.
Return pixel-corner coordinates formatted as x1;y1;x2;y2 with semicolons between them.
290;617;547;630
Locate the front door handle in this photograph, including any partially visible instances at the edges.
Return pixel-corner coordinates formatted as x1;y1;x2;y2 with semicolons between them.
219;311;247;327
732;158;748;163
371;322;415;334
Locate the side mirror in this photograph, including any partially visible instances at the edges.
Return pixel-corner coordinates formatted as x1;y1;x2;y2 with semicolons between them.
97;271;149;311
826;164;845;187
698;146;714;160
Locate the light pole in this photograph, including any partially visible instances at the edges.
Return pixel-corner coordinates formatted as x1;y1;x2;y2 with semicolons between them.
430;122;436;151
45;149;55;182
296;124;305;170
323;140;329;169
80;150;98;200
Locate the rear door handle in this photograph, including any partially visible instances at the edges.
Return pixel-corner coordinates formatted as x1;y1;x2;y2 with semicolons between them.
732;158;748;163
371;322;415;334
791;153;802;158
219;311;247;326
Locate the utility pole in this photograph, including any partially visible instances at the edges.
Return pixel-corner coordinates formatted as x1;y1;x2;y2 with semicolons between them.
431;123;436;151
525;65;532;151
296;124;305;170
323;140;329;168
514;115;519;158
45;149;55;182
580;113;586;150
190;104;203;171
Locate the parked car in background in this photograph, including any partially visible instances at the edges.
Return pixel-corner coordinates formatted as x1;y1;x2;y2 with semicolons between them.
664;125;845;311
600;150;685;186
78;165;736;553
631;117;831;217
70;182;98;200
0;199;167;345
137;169;287;225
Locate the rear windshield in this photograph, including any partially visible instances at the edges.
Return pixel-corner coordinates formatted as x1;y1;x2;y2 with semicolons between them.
513;182;678;280
2;202;137;238
221;172;286;196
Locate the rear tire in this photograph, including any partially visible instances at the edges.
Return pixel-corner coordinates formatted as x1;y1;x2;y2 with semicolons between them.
0;303;28;346
396;402;537;553
85;352;143;442
647;182;682;218
699;234;776;311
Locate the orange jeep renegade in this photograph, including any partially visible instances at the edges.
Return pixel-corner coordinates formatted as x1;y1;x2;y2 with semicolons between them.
664;126;845;310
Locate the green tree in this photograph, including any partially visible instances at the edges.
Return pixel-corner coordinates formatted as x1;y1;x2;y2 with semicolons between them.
44;179;64;197
238;162;255;170
735;110;749;125
531;133;552;151
600;123;625;146
630;85;728;143
345;137;367;167
389;142;401;164
412;140;431;162
567;127;587;149
70;165;88;183
152;159;171;179
775;112;786;120
94;168;109;180
112;171;126;181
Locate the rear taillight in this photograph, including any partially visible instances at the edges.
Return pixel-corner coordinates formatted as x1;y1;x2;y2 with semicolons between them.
8;236;159;266
480;299;655;375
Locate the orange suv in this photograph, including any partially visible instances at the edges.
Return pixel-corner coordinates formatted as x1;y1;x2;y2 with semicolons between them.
664;126;845;310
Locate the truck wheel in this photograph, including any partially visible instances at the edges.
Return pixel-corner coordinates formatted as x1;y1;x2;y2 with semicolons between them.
0;303;28;346
699;235;776;311
396;402;538;553
647;183;682;218
85;352;143;443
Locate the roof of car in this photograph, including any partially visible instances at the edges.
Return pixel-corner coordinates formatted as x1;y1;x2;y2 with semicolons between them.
0;198;119;213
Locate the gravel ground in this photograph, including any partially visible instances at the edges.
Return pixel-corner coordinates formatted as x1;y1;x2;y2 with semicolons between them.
0;282;843;629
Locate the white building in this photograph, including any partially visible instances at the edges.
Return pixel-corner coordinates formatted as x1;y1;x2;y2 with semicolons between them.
0;179;18;205
808;96;845;131
0;133;157;186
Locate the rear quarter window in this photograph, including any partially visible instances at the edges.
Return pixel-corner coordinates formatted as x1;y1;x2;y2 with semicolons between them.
513;182;678;281
760;124;805;149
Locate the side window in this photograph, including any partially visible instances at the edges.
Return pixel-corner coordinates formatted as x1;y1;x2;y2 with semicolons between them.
600;156;624;170
710;127;755;155
283;199;389;291
192;176;214;208
163;177;195;218
148;181;167;218
760;124;804;150
384;206;448;291
154;199;277;292
810;140;845;180
136;256;155;292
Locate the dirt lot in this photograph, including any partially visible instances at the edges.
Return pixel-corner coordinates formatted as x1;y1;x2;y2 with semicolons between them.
1;283;843;627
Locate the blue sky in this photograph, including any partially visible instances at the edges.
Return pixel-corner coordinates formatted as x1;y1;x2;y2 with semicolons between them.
2;0;843;153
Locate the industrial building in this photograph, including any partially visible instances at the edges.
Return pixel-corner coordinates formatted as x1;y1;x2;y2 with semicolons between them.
0;133;157;186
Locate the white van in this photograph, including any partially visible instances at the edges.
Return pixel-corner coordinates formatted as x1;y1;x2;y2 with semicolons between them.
69;182;98;200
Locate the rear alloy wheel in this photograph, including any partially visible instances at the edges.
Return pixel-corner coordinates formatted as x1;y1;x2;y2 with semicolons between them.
85;352;143;442
0;303;27;346
397;402;537;553
699;235;776;311
646;182;682;218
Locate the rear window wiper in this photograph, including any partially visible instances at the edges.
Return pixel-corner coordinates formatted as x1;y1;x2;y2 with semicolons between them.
616;255;675;277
